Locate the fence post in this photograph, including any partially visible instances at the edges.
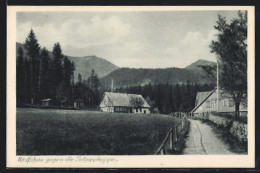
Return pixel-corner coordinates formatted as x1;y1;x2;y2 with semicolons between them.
160;147;164;155
175;126;178;142
169;129;173;150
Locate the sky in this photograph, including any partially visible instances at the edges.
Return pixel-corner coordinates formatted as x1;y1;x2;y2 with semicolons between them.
16;10;240;68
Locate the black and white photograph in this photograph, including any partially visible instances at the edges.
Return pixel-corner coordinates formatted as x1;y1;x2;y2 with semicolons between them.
7;6;255;168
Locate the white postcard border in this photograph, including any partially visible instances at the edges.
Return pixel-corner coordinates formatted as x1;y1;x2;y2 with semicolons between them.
7;6;255;168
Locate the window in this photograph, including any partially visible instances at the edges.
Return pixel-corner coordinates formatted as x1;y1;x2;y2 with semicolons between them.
229;99;234;107
210;100;216;108
222;99;229;107
206;101;210;108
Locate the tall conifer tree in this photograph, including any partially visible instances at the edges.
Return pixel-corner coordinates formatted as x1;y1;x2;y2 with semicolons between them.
17;47;25;105
24;29;40;104
39;48;51;99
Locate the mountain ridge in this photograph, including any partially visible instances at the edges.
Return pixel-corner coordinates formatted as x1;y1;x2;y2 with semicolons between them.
100;67;210;88
16;42;214;86
16;42;119;80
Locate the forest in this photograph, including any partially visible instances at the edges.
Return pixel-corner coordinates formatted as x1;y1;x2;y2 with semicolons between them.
101;67;206;88
109;82;214;114
16;29;100;108
17;29;215;113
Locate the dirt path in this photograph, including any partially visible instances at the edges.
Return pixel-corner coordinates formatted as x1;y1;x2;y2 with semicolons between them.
183;119;237;155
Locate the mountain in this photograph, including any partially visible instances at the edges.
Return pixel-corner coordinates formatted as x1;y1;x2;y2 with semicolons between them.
101;59;216;88
16;42;119;81
68;55;119;80
16;42;214;87
101;67;206;88
185;59;216;72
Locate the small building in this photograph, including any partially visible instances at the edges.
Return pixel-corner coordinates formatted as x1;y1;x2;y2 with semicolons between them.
40;98;52;107
99;92;150;114
74;99;84;108
191;88;247;117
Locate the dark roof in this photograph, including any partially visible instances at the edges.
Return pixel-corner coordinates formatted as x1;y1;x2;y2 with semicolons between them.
195;91;212;107
100;92;150;108
191;88;216;113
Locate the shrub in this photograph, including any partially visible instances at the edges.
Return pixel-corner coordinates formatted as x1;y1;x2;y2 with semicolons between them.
195;111;247;153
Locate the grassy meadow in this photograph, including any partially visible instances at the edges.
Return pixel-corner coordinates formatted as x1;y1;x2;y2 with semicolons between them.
17;108;181;155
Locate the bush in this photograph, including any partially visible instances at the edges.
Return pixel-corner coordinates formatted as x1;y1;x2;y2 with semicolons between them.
197;112;247;153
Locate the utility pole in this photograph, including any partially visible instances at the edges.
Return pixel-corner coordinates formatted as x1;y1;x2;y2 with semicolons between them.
111;79;114;92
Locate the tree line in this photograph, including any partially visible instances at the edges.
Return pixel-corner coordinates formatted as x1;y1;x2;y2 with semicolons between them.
17;29;100;107
111;82;215;114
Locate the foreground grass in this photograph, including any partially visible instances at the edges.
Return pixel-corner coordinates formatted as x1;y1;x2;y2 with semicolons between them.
17;108;181;155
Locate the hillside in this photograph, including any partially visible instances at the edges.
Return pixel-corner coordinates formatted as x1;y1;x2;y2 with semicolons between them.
16;43;215;86
68;55;118;80
101;67;206;88
185;59;216;72
16;42;119;80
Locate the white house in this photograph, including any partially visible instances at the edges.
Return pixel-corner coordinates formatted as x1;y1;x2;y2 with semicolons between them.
191;88;247;117
99;92;150;114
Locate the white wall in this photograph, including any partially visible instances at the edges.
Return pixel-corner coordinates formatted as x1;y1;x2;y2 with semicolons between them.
101;107;114;112
101;107;150;114
132;108;150;114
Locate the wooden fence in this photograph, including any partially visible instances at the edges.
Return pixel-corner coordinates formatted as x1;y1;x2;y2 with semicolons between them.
155;115;188;155
169;112;192;118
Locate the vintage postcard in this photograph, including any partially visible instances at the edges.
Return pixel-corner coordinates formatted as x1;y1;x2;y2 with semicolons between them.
7;6;255;168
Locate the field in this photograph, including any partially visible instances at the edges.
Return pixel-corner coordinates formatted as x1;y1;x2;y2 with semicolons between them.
17;108;182;155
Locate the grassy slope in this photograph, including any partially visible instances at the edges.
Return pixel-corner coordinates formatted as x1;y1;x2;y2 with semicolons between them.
17;108;181;155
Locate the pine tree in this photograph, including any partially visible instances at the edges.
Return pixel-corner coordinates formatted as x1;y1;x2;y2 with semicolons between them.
24;29;40;104
63;56;75;105
52;43;64;85
24;56;31;103
87;69;101;107
17;47;25;105
39;48;51;99
78;73;82;84
51;43;64;105
174;84;182;111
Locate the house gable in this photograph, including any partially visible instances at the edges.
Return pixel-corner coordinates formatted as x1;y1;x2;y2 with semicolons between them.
192;89;247;114
99;93;113;107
